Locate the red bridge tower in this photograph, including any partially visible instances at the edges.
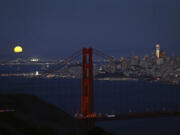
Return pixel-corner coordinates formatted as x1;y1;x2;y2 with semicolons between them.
82;48;94;117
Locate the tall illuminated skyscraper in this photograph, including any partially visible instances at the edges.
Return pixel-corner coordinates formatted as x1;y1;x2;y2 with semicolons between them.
156;44;160;59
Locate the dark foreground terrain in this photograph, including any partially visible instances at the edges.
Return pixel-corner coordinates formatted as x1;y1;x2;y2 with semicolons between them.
0;94;113;135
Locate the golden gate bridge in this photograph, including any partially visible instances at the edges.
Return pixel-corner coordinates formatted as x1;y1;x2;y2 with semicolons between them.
44;48;180;125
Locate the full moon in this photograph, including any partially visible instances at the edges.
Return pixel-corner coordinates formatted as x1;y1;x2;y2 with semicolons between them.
14;46;23;53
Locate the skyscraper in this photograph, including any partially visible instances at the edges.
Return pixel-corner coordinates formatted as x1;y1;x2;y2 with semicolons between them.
156;44;160;59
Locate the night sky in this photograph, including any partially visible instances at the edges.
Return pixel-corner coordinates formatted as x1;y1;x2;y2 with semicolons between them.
0;0;180;59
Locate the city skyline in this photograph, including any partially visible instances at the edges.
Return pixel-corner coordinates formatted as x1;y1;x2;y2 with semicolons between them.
0;0;180;59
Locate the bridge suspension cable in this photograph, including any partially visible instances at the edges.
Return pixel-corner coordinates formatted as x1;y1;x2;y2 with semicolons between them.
93;48;117;62
43;49;82;75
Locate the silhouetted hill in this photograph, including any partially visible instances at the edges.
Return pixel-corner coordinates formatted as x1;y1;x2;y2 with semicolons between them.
0;94;113;135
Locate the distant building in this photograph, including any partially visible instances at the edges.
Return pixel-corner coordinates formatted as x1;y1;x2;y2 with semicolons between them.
30;58;39;62
157;58;164;65
35;71;39;76
160;50;166;58
120;57;124;62
156;44;160;59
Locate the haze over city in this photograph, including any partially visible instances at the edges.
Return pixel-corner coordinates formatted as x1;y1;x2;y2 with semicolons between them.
0;0;180;60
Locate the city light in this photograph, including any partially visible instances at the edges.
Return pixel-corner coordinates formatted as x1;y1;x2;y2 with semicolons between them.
30;58;39;62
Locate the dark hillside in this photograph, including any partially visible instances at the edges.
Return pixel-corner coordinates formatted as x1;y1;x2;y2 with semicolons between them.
0;94;113;135
0;94;88;135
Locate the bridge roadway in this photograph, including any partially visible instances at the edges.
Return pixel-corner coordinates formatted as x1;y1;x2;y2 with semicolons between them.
75;110;180;121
